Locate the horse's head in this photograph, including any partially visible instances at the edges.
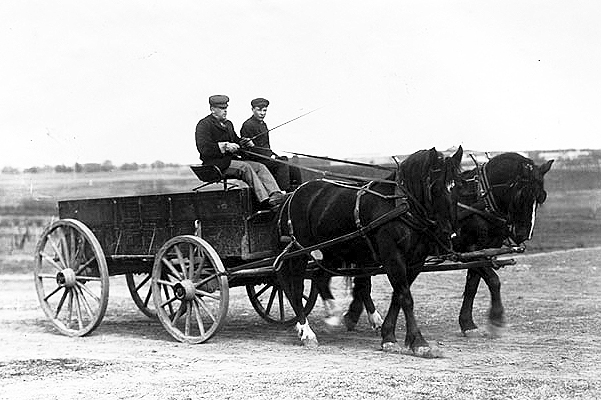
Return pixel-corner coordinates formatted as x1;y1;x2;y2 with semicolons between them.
398;146;463;247
486;153;554;243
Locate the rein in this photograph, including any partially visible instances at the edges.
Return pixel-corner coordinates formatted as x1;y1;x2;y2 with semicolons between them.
277;149;395;172
240;148;397;185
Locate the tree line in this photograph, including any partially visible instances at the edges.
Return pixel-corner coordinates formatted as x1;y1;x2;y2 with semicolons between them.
1;160;181;174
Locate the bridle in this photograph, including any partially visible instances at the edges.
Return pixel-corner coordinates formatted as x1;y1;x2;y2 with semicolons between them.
459;159;542;243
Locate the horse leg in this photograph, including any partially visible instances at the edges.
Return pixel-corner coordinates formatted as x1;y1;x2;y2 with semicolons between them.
314;273;342;327
342;276;365;331
477;266;506;337
357;276;383;331
380;255;442;358
277;258;318;348
459;269;482;336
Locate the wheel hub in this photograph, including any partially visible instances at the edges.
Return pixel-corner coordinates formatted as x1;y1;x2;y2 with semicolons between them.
56;268;77;287
174;280;196;301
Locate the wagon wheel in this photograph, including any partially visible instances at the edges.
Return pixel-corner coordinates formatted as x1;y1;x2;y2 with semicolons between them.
33;219;109;337
125;272;157;319
246;278;318;326
152;235;228;344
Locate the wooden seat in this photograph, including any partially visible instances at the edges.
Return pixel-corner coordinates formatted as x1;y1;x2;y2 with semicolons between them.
190;165;238;191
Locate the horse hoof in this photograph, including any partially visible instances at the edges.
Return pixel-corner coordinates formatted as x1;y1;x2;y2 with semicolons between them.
343;313;357;331
370;322;382;332
368;311;383;332
381;342;403;353
301;338;319;349
462;328;486;338
486;322;507;338
413;346;444;359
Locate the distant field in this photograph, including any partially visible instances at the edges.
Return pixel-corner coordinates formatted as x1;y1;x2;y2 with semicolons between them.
1;166;600;270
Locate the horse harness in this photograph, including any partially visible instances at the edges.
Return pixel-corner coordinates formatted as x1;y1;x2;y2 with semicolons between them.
458;159;537;244
277;177;452;270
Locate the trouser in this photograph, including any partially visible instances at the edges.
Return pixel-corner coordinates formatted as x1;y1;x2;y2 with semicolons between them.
224;160;281;202
256;156;302;191
259;158;290;192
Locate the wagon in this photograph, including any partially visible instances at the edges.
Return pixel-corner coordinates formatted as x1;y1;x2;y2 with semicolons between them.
33;167;522;344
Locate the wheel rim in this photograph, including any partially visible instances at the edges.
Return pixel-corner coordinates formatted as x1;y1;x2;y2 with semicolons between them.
152;235;228;344
126;272;157;319
246;278;318;326
33;219;109;337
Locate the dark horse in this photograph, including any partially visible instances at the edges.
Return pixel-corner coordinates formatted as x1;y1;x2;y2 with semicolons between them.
275;147;463;357
339;152;554;336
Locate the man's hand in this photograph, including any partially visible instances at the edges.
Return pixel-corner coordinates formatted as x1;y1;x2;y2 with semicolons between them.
240;137;255;148
224;142;240;153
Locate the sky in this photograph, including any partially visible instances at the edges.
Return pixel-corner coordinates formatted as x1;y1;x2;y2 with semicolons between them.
1;1;600;169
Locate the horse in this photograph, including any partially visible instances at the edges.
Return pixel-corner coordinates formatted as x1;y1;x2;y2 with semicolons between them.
275;146;463;357
453;153;554;335
338;152;554;337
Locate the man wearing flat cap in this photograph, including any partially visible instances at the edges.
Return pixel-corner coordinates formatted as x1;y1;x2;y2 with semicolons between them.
240;98;301;191
195;95;285;207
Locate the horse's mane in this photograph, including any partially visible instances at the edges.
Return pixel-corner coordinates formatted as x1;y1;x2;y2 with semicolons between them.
398;148;459;204
398;149;432;204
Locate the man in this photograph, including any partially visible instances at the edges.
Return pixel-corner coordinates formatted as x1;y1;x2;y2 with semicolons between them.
240;98;301;191
195;95;285;207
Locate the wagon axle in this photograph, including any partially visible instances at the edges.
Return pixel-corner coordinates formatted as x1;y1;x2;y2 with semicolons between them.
56;268;77;288
173;280;197;301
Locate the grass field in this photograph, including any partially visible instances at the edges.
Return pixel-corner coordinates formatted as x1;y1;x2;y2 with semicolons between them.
1;165;600;272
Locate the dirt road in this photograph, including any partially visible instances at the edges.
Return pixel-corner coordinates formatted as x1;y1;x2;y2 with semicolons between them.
1;248;600;399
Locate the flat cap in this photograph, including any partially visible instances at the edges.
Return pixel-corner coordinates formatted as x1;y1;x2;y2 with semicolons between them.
209;95;229;108
251;97;269;108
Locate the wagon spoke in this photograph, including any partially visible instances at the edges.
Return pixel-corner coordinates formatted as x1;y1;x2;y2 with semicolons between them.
43;285;63;301
194;274;219;289
68;227;77;266
265;286;277;315
161;257;183;280
170;303;184;325
142;285;152;308
184;304;192;336
76;281;100;304
57;227;71;269
73;290;84;330
157;279;176;287
174;245;187;279
75;286;94;320
75;256;96;275
53;289;69;319
136;274;152;292
278;288;285;321
195;289;220;300
134;274;151;291
163;284;175;316
192;300;206;337
196;297;217;323
193;250;206;281
41;252;63;272
38;273;58;280
253;284;271;299
161;295;179;311
66;290;74;328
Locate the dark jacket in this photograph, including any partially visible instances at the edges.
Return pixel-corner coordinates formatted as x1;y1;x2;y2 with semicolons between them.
195;114;241;171
240;116;274;160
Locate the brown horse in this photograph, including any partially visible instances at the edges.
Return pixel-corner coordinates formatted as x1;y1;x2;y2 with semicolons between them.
275;147;463;357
